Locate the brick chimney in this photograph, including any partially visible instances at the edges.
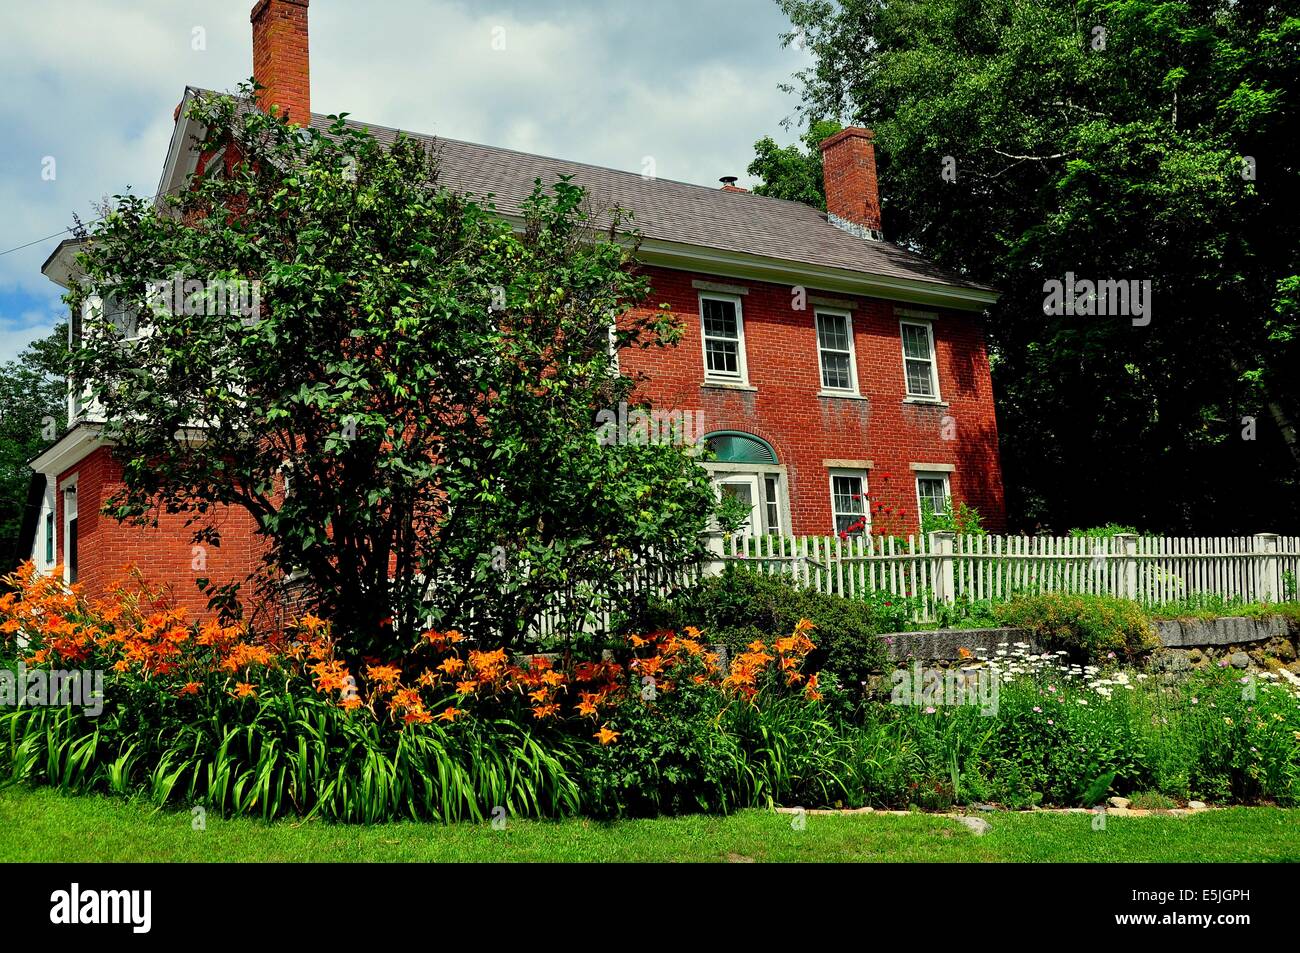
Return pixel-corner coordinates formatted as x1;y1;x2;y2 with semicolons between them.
251;0;311;123
819;127;882;240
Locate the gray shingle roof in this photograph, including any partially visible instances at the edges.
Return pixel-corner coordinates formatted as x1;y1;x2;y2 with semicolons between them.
185;90;990;295
331;117;991;294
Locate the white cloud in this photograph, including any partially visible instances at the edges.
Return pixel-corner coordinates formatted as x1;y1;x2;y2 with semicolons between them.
0;309;60;364
0;0;810;309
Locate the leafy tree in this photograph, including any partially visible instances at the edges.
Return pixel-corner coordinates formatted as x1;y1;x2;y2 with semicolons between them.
0;326;66;565
768;0;1300;531
747;119;843;207
68;87;715;656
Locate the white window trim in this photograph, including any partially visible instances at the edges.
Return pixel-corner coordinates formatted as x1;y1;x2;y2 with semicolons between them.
899;318;941;400
84;293;147;344
73;292;154;426
36;477;56;572
698;292;749;386
712;472;762;539
61;476;79;585
827;467;871;536
914;470;952;520
814;306;860;396
704;463;789;536
762;473;786;536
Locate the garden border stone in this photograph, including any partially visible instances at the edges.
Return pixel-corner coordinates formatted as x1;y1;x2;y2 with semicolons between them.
881;615;1294;662
880;627;1037;662
1151;615;1288;648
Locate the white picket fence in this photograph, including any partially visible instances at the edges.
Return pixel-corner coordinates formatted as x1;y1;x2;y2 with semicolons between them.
710;532;1300;618
526;532;1300;636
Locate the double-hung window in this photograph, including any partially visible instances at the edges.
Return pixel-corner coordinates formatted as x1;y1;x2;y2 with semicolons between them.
699;294;748;384
915;472;951;520
815;308;858;394
900;319;939;399
829;469;869;536
762;475;782;535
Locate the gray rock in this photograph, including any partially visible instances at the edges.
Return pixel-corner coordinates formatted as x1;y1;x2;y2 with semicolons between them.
1266;637;1296;662
1155;650;1191;672
878;627;1036;662
1188;801;1207;811
1155;616;1288;649
957;816;990;836
1229;651;1250;669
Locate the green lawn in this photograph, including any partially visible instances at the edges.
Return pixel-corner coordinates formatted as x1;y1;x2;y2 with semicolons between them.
2;786;1298;862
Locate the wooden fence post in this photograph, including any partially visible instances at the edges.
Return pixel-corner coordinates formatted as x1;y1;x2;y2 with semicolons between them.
1114;533;1138;600
1254;533;1281;602
702;531;726;577
929;531;956;605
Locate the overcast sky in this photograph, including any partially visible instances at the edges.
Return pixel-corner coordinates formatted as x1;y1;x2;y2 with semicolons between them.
0;0;810;362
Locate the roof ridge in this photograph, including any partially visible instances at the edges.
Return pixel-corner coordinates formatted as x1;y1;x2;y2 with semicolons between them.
329;116;831;215
187;87;845;216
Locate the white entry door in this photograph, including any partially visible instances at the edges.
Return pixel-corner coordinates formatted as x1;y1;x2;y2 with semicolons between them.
714;474;761;538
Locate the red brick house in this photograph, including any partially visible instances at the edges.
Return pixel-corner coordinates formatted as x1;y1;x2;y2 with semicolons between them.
26;0;1004;614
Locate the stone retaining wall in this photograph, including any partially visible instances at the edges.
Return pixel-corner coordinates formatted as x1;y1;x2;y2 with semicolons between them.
1151;615;1289;647
883;616;1298;673
881;627;1037;662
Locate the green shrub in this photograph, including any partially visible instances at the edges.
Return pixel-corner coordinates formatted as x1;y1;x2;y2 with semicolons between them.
993;593;1158;660
925;598;1001;631
1068;524;1140;538
621;565;892;691
579;680;749;818
1130;790;1178;810
1146;597;1300;628
921;500;986;535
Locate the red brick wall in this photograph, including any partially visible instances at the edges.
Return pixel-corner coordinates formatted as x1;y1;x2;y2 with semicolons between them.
621;266;1007;534
56;447;269;619
55;263;1006;610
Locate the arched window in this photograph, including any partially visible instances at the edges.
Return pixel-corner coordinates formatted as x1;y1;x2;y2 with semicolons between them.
702;431;786;537
704;431;778;465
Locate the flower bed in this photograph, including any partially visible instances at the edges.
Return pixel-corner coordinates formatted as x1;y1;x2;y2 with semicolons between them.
3;563;1298;821
0;563;830;820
